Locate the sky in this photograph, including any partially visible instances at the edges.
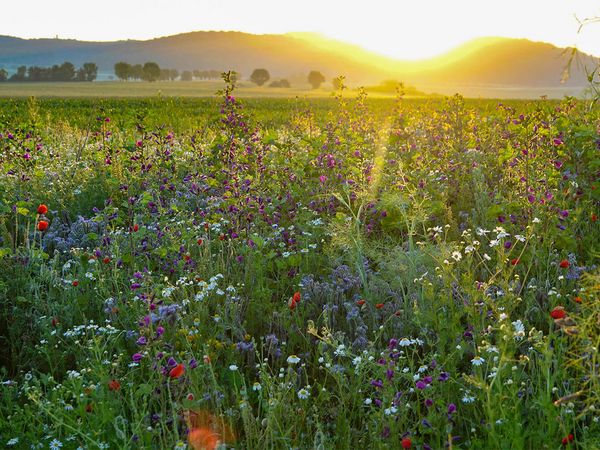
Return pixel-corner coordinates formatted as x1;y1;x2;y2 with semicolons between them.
2;0;599;60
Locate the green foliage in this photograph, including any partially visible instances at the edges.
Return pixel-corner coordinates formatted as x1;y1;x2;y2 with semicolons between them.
0;87;598;449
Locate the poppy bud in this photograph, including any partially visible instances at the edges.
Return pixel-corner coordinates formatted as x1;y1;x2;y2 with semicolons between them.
37;220;49;231
37;204;48;215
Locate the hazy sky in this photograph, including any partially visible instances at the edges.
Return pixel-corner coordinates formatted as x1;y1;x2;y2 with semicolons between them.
2;0;599;59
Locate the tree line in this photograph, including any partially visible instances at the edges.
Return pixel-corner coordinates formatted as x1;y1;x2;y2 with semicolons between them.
114;62;225;82
250;69;326;89
0;62;98;82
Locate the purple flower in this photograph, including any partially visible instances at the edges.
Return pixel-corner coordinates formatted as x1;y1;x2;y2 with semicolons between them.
425;398;434;407
132;353;143;362
136;336;147;346
130;283;142;290
371;379;384;389
504;241;512;250
416;380;428;390
438;371;450;382
447;403;457;414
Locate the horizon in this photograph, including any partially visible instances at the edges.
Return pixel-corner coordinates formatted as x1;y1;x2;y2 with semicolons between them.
3;30;599;63
0;0;598;60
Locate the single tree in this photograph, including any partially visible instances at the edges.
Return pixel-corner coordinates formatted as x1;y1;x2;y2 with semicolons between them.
142;62;160;82
0;68;7;82
250;68;270;86
57;62;76;81
160;68;171;81
308;71;326;89
131;64;143;81
169;69;179;81
10;66;27;81
114;62;131;81
181;70;193;81
332;76;345;91
76;68;87;81
83;62;98;81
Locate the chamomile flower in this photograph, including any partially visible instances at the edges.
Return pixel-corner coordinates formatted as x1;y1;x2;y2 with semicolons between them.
471;356;485;366
297;388;310;399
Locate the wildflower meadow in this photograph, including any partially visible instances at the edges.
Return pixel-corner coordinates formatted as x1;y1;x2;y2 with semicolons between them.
0;75;599;449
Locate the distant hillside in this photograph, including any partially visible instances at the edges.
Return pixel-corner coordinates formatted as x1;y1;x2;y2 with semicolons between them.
404;37;598;87
0;32;398;83
0;32;597;88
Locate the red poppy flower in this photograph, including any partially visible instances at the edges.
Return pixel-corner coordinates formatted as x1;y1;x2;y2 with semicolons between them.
510;258;520;266
186;409;235;450
356;300;365;306
293;292;301;303
401;437;412;449
133;224;139;232
592;214;597;222
550;307;566;320
51;317;59;327
103;257;111;264
559;259;570;269
37;220;49;231
169;363;185;379
37;204;48;215
197;239;203;245
574;296;582;304
189;428;220;450
568;434;574;442
184;255;191;261
108;379;121;391
375;303;384;309
85;403;93;413
562;437;568;445
72;280;79;287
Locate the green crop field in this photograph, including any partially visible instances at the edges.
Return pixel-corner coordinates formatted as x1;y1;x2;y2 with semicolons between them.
0;80;589;100
0;78;599;449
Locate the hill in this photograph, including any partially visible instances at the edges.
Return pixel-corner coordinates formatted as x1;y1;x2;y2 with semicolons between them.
0;32;597;89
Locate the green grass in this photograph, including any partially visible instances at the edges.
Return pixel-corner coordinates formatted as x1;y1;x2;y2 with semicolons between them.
0;80;588;99
0;84;598;449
